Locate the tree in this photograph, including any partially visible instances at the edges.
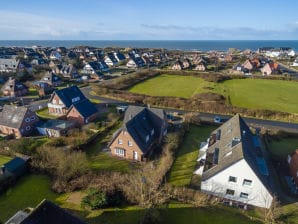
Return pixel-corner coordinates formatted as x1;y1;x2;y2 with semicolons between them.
81;188;107;209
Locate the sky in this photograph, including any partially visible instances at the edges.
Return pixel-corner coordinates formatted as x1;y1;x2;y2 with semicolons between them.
0;0;298;40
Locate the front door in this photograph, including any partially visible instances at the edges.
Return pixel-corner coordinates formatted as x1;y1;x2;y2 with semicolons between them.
133;151;138;161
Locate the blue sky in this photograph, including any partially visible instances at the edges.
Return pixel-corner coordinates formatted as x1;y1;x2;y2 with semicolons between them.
0;0;298;40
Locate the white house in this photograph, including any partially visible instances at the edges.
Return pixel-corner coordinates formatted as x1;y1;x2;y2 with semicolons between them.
292;57;298;67
198;115;274;209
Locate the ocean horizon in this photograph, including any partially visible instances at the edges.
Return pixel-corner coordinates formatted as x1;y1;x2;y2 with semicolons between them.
1;40;298;52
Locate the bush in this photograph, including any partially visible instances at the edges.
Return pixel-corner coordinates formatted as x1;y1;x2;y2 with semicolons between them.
81;188;107;209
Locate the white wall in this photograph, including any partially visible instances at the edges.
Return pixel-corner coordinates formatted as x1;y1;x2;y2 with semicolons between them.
201;159;273;208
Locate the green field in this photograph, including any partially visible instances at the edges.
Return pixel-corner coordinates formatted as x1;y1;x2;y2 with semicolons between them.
0;155;11;166
268;137;298;160
129;74;298;113
0;175;65;222
168;125;215;186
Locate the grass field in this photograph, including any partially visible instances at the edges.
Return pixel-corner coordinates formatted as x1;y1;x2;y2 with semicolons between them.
0;155;11;166
36;107;60;119
0;175;64;222
129;74;298;114
268;137;298;160
168;125;215;186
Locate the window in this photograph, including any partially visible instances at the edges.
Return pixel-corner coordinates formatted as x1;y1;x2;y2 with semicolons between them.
146;135;149;143
128;140;133;147
118;139;123;145
228;176;237;183
240;192;249;199
53;99;57;104
243;179;252;186
115;148;125;157
72;97;80;103
226;189;235;196
25;126;31;131
25;118;30;123
31;116;36;121
151;129;154;136
59;100;63;105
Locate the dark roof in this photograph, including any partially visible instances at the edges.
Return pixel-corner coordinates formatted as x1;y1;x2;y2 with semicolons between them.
201;115;273;192
1;77;28;93
0;105;31;129
115;52;126;60
69;99;98;118
119;106;166;153
51;86;86;108
19;199;86;224
4;157;28;177
41;71;61;84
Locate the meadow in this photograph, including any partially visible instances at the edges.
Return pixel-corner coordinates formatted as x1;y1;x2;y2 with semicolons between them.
129;74;298;114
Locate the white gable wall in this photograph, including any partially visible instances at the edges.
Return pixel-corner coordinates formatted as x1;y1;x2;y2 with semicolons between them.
201;159;273;208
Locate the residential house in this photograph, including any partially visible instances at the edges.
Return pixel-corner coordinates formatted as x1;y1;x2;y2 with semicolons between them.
36;119;75;137
104;53;119;67
0;105;39;138
82;61;108;79
109;106;167;161
66;99;98;125
1;77;28;97
33;81;54;97
0;58;19;72
49;51;62;60
198;115;273;208
41;71;63;87
48;85;86;116
287;150;298;193
171;60;184;70
224;54;234;62
182;58;191;69
242;59;260;71
126;57;145;68
292;57;298;66
47;86;98;124
30;58;48;67
5;199;86;224
60;64;79;79
194;59;207;71
260;62;279;76
114;52;126;62
49;61;63;74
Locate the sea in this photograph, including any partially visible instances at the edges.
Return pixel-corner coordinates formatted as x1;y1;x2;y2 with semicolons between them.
0;40;298;52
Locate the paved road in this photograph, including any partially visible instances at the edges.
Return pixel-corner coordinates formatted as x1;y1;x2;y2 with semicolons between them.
81;86;298;133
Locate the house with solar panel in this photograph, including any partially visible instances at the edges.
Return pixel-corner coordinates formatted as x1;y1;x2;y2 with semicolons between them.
197;114;274;208
109;106;167;161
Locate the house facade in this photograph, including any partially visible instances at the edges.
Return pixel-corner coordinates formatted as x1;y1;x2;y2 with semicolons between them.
109;106;167;161
1;77;28;97
198;115;273;208
0;105;39;138
0;58;19;72
287;150;298;190
48;86;98;124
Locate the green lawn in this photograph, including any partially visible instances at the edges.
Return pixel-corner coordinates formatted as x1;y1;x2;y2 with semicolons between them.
0;155;11;166
36;107;60;119
129;74;298;114
129;74;209;98
268;137;298;160
168;125;215;186
0;175;65;223
86;122;133;173
27;88;39;98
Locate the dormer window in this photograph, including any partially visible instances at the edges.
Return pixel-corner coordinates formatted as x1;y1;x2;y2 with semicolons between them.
25;118;30;123
72;97;80;103
151;129;154;136
30;116;36;121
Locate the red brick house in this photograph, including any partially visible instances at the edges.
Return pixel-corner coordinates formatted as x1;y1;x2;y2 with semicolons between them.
109;106;167;161
48;86;98;124
66;99;99;125
1;77;28;97
288;150;298;187
0;105;39;138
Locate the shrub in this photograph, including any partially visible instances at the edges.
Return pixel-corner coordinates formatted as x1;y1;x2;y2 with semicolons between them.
81;188;107;209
